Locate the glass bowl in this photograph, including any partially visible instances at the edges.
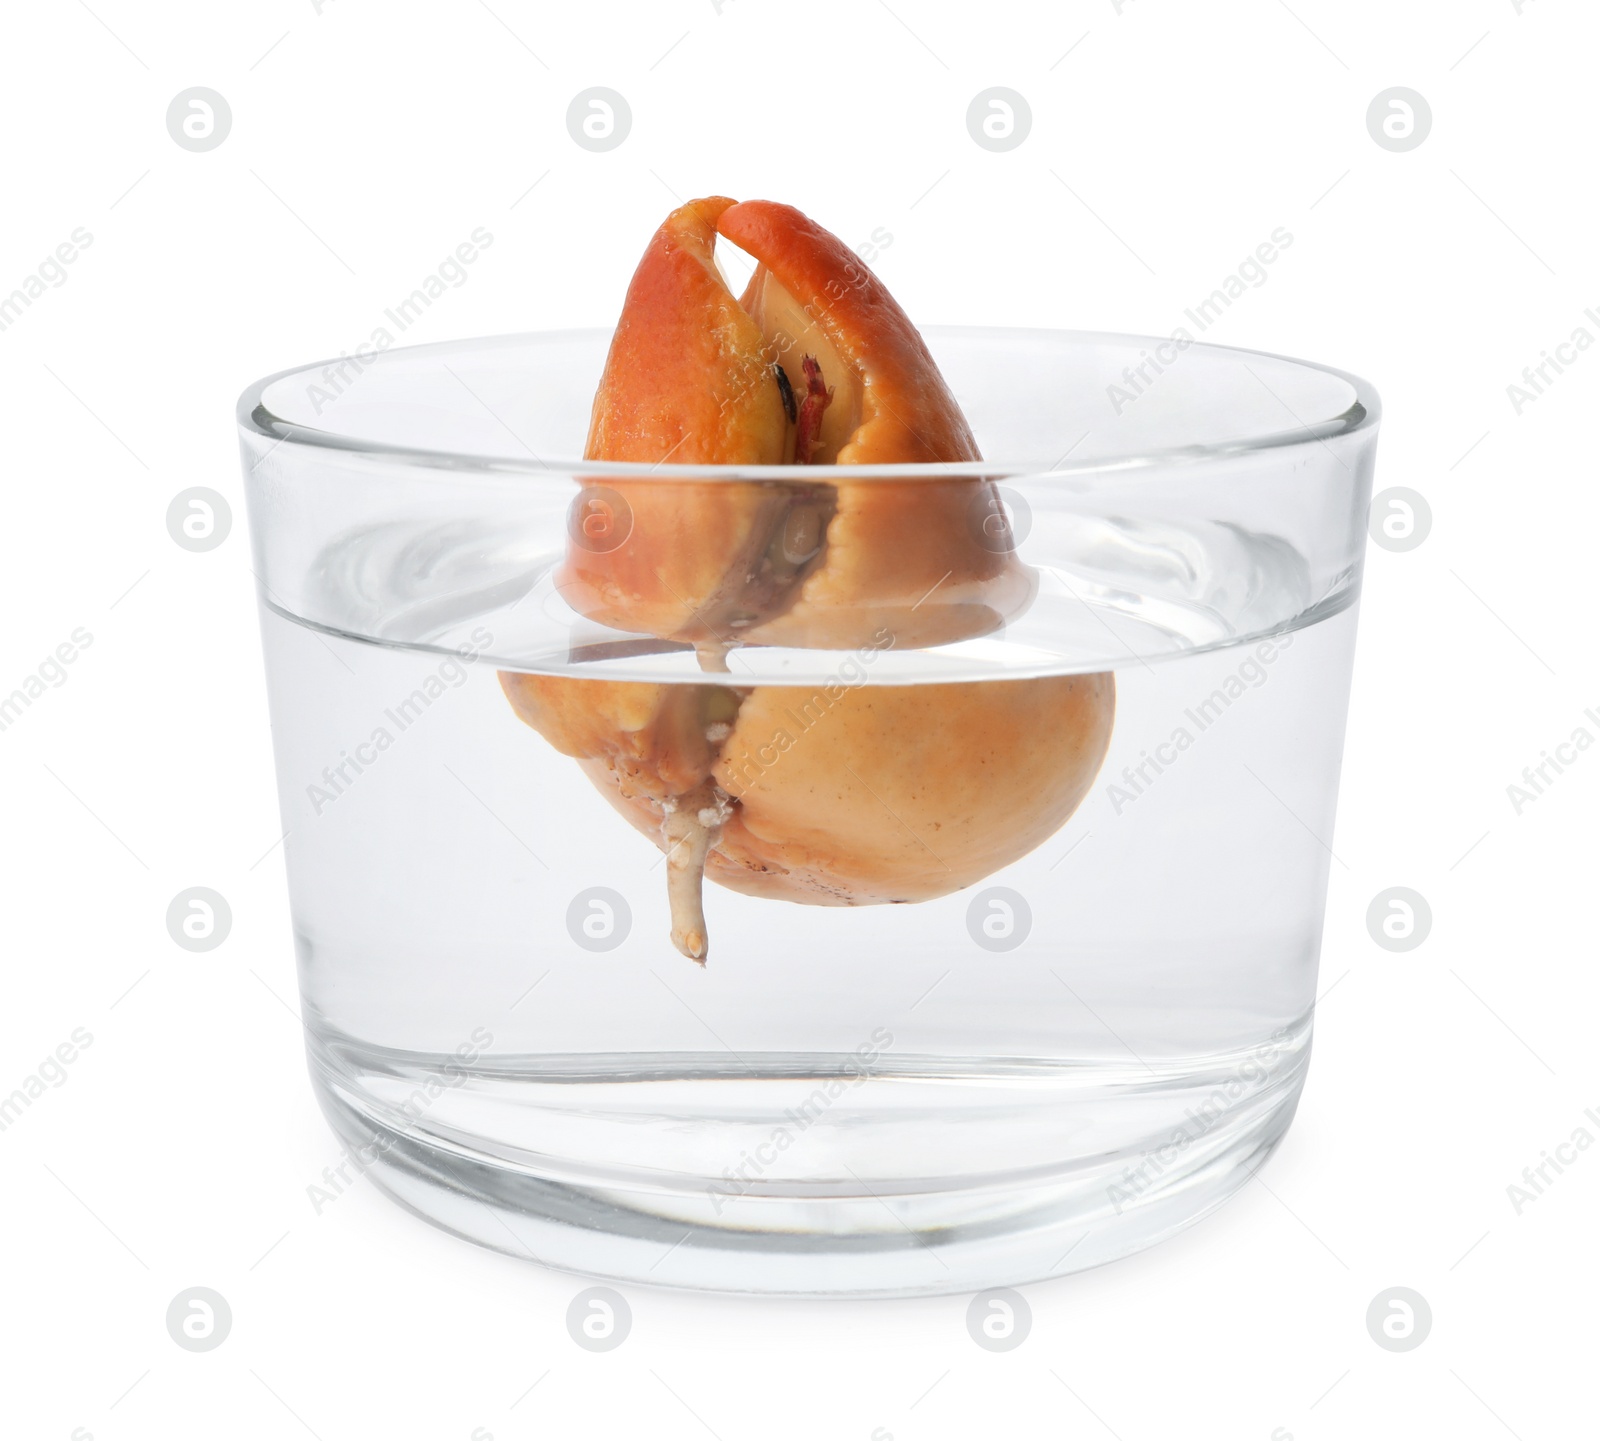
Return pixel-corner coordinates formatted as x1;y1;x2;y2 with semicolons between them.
237;327;1378;1297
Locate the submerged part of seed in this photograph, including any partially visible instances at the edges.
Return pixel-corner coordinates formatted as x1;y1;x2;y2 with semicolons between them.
662;779;733;963
497;671;754;963
670;477;836;650
780;502;822;564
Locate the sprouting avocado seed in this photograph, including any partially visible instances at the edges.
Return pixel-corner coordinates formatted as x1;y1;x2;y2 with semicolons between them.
502;197;1114;960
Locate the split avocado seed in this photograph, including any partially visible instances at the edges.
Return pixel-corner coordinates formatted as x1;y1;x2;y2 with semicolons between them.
501;197;1115;961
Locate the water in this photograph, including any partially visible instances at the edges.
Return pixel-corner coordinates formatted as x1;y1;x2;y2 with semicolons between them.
256;522;1359;1294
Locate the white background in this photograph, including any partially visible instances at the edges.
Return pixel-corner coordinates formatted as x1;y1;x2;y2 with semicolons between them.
2;0;1595;1437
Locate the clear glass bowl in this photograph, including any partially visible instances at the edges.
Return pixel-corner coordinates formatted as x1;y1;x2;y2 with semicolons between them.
237;327;1378;1297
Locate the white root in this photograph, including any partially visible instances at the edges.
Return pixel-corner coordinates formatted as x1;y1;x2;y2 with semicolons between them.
662;781;732;964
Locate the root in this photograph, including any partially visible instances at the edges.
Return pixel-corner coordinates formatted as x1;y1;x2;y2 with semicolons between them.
695;642;732;673
661;781;733;963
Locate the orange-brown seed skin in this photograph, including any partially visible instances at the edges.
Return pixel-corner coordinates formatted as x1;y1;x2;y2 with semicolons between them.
503;198;1116;928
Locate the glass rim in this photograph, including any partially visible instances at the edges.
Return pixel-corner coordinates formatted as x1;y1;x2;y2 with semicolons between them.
236;325;1381;484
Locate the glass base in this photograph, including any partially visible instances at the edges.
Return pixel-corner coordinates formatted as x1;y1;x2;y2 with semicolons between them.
307;1030;1308;1298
